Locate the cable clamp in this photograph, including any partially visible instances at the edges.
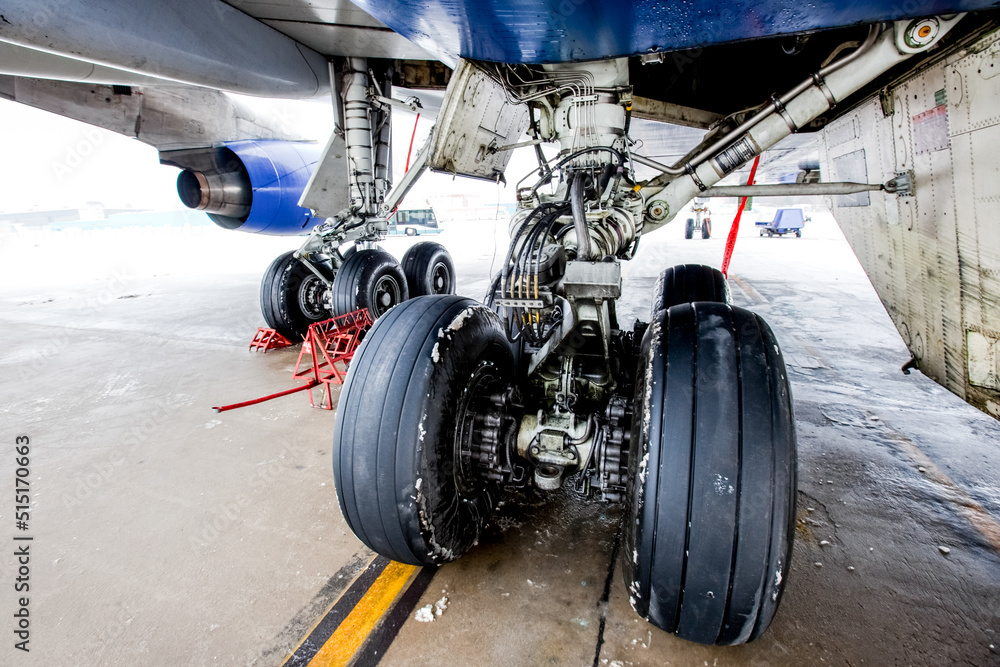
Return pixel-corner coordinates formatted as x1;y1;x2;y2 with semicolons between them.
812;73;837;108
686;163;707;191
771;94;798;133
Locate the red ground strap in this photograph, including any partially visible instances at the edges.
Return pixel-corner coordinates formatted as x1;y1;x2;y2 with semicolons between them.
404;113;420;173
390;113;422;221
721;154;761;279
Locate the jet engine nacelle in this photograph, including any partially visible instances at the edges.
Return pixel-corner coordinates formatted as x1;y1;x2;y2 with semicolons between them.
163;140;322;235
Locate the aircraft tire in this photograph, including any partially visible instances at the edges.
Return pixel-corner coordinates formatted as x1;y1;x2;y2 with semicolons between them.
622;302;796;645
651;264;731;318
332;295;511;565
685;218;695;239
259;250;329;340
701;219;711;239
796;229;802;238
402;242;456;297
331;249;408;318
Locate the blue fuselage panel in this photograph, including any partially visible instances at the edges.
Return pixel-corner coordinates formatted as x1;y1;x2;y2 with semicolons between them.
352;0;1000;64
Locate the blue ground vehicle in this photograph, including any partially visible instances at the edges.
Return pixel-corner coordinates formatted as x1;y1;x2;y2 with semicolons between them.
757;208;807;237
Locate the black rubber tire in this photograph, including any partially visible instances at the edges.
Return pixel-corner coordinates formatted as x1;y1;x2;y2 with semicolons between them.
651;264;731;318
795;229;802;238
622;302;797;645
684;218;695;239
701;219;712;239
259;250;329;340
401;242;457;297
332;295;512;565
331;249;408;318
405;226;418;236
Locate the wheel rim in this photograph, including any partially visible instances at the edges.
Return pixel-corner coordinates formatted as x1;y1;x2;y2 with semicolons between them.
430;261;452;294
298;274;328;320
455;360;514;493
371;274;402;317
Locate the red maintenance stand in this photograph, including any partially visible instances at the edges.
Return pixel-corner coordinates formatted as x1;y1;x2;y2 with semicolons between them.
293;309;373;409
249;328;295;352
213;309;372;413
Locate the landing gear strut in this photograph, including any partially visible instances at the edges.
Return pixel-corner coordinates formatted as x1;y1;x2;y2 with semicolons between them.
258;57;454;332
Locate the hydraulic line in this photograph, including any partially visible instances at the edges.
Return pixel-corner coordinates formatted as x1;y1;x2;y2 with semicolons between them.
570;174;592;261
647;23;882;180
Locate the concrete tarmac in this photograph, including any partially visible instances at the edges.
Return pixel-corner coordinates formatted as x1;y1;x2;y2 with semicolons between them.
1;208;998;666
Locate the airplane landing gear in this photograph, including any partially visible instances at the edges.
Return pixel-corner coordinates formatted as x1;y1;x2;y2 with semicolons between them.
331;56;798;646
258;57;456;331
259;250;331;339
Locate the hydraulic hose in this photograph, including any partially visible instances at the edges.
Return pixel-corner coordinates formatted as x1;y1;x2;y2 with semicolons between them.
570;174;592;261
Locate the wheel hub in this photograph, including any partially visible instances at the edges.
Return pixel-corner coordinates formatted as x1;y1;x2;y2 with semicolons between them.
431;262;450;293
298;274;330;320
455;362;525;488
372;275;401;315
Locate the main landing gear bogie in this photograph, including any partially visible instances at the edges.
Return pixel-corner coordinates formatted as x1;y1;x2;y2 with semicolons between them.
258;242;458;336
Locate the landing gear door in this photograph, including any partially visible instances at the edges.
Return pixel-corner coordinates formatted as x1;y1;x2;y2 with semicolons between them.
298;130;350;218
428;59;529;182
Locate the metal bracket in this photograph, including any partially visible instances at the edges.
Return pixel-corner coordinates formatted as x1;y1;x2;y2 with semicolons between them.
886;171;914;197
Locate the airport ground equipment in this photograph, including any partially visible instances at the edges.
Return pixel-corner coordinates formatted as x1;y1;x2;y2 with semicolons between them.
249;328;294;352
293;309;374;409
213;309;372;413
757;208;807;237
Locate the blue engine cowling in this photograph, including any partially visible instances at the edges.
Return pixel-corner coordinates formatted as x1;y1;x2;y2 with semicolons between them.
167;140;322;235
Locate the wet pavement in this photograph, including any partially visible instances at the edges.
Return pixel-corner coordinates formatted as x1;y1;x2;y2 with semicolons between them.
1;208;998;666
